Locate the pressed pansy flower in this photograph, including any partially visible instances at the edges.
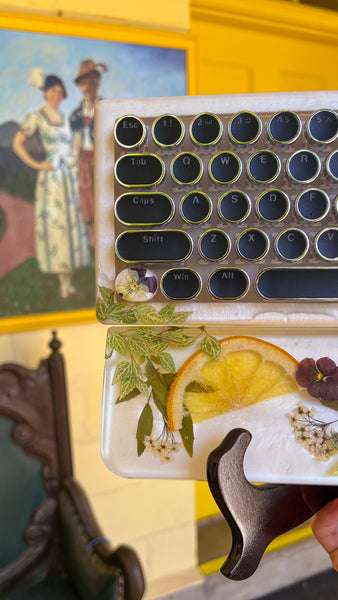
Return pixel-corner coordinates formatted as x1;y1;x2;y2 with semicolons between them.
296;357;338;403
115;268;157;302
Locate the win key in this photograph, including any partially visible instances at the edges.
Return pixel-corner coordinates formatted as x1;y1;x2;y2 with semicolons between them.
115;153;165;187
115;230;193;262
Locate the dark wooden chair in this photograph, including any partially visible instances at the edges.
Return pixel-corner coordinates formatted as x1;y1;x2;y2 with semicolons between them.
0;332;145;600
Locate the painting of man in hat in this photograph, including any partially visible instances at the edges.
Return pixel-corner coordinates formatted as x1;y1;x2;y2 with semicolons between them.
70;59;108;246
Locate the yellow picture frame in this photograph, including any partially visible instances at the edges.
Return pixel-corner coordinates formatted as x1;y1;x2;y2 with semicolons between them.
0;11;196;334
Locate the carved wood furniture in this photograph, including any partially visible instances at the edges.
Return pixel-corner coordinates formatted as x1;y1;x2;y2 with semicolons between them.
0;332;145;600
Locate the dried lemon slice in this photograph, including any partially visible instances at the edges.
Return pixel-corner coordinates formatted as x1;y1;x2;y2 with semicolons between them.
167;336;299;431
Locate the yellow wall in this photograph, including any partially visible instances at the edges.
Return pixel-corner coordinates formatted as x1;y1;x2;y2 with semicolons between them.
1;0;338;595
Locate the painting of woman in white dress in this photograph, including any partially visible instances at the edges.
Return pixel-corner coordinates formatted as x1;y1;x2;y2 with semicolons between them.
12;70;90;299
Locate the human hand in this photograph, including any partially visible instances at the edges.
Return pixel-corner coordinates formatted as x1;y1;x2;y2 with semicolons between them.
311;498;338;571
39;161;53;170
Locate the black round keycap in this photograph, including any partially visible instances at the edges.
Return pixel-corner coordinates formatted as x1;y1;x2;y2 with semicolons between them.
115;193;174;225
229;112;261;144
209;152;241;184
115;154;164;187
152;115;184;147
247;151;280;183
296;189;330;222
161;269;201;300
116;230;192;262
114;116;146;147
275;229;309;261
218;190;250;223
257;268;338;300
287;150;320;183
327;150;338;181
307;110;338;143
190;113;222;145
171;153;203;184
198;230;230;261
256;190;289;222
180;192;212;223
208;269;249;299
236;229;269;260
268;111;301;144
315;228;338;261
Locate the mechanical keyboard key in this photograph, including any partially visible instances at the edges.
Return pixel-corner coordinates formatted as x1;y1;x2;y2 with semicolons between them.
170;152;203;184
295;189;330;222
247;150;281;183
115;193;174;225
152;114;184;147
307;109;338;143
190;113;222;145
286;150;321;183
198;229;230;261
218;190;251;222
180;191;212;224
208;269;249;300
256;189;289;222
161;268;201;299
267;111;301;144
257;268;338;299
114;115;146;148
115;153;164;187
326;150;338;181
115;230;192;262
236;229;269;260
209;152;241;184
314;228;338;261
275;229;309;261
229;112;261;144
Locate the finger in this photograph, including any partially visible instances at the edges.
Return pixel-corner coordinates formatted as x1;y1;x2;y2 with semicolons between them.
311;498;338;554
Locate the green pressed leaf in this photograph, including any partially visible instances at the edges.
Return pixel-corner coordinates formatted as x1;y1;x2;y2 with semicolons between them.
112;361;134;384
161;373;177;388
170;311;192;324
331;430;338;449
158;352;176;374
159;304;176;322
133;376;150;397
185;380;215;393
179;412;194;457
152;394;167;419
127;334;150;356
201;335;221;361
136;403;153;456
108;332;128;355
96;298;107;321
164;330;198;347
320;399;338;412
105;344;114;359
145;360;170;407
147;336;169;354
121;311;138;324
134;304;163;324
99;286;115;307
116;387;141;403
119;378;138;400
106;304;134;322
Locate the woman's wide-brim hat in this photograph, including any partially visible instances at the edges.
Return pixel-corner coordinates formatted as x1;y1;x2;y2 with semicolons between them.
74;59;108;84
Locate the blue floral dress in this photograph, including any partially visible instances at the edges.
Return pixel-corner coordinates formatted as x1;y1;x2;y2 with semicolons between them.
21;109;90;273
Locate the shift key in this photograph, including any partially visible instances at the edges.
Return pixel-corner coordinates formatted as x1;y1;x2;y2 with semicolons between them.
116;230;192;262
115;153;165;187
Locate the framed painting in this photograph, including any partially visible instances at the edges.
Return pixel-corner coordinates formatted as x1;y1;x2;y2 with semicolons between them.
0;11;196;333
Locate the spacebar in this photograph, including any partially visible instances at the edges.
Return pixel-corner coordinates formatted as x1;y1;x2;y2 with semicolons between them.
257;268;338;300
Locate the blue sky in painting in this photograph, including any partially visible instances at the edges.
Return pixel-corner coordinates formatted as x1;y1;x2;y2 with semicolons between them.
0;29;186;124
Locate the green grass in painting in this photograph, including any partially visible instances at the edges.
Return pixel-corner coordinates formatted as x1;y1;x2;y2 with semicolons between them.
0;252;95;318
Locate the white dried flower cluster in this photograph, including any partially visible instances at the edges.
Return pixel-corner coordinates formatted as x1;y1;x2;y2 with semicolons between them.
144;425;182;463
287;402;338;461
